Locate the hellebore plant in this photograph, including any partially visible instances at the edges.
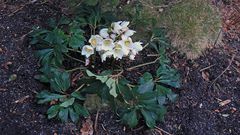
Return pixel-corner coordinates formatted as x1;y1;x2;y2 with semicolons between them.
30;10;180;128
81;21;143;62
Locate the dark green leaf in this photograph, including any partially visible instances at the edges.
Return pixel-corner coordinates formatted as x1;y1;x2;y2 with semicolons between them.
138;80;154;94
34;74;50;83
69;35;85;49
58;108;69;122
139;72;153;84
156;64;180;88
157;96;166;106
50;70;70;92
117;79;133;101
141;109;157;128
106;78;118;98
47;105;61;119
58;16;70;25
36;90;65;104
60;98;75;108
81;81;105;94
86;70;108;83
167;93;177;102
156;85;171;95
69;108;79;123
121;110;138;128
73;103;89;117
71;91;85;100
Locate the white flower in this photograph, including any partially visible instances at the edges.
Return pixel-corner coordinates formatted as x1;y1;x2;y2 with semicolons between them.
113;44;124;59
117;41;130;56
111;21;122;34
132;41;143;52
120;21;130;32
101;51;113;62
120;21;130;28
131;49;137;55
88;35;103;48
123;29;136;37
129;54;135;60
110;34;117;40
81;45;94;58
96;44;102;51
102;39;114;51
118;37;133;55
100;28;109;38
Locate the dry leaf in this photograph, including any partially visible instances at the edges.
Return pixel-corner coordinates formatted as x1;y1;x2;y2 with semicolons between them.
219;99;231;106
81;118;93;135
231;107;237;113
2;61;12;70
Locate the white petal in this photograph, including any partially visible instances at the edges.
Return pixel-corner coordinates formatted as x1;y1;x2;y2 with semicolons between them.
131;49;137;55
100;28;109;39
89;35;103;48
110;34;116;40
101;51;113;62
129;54;135;60
102;39;114;51
132;42;143;52
124;29;136;37
121;21;130;28
96;45;102;51
81;45;94;58
122;46;130;55
112;22;122;34
113;48;124;59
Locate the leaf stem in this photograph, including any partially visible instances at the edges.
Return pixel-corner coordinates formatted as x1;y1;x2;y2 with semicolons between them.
143;35;155;49
126;57;160;71
75;84;85;92
64;53;85;63
68;48;82;54
66;67;86;73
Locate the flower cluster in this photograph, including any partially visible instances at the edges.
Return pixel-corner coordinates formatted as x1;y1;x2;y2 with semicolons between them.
81;21;143;62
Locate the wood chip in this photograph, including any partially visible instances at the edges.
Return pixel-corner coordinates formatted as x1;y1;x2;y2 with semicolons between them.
202;71;210;81
14;95;30;103
219;99;231;106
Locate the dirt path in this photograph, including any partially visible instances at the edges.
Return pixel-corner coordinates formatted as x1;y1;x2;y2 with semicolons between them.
0;1;239;135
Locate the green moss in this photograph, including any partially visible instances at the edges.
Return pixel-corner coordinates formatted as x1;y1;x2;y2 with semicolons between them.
139;0;221;58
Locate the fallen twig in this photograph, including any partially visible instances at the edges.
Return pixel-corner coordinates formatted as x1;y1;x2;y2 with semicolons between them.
147;54;160;57
214;28;222;46
209;54;236;87
64;53;85;63
127;57;160;71
0;88;7;91
200;64;216;72
154;126;172;135
14;95;30;103
94;109;100;135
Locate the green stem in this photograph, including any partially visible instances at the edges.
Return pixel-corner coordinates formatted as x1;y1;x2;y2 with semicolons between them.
126;57;160;71
68;48;82;54
75;84;85;92
64;53;85;63
66;67;86;72
143;35;155;49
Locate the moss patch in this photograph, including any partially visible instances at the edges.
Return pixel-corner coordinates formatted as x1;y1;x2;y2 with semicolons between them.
141;0;221;59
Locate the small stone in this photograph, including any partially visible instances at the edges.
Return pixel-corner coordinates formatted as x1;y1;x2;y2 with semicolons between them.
9;74;17;81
